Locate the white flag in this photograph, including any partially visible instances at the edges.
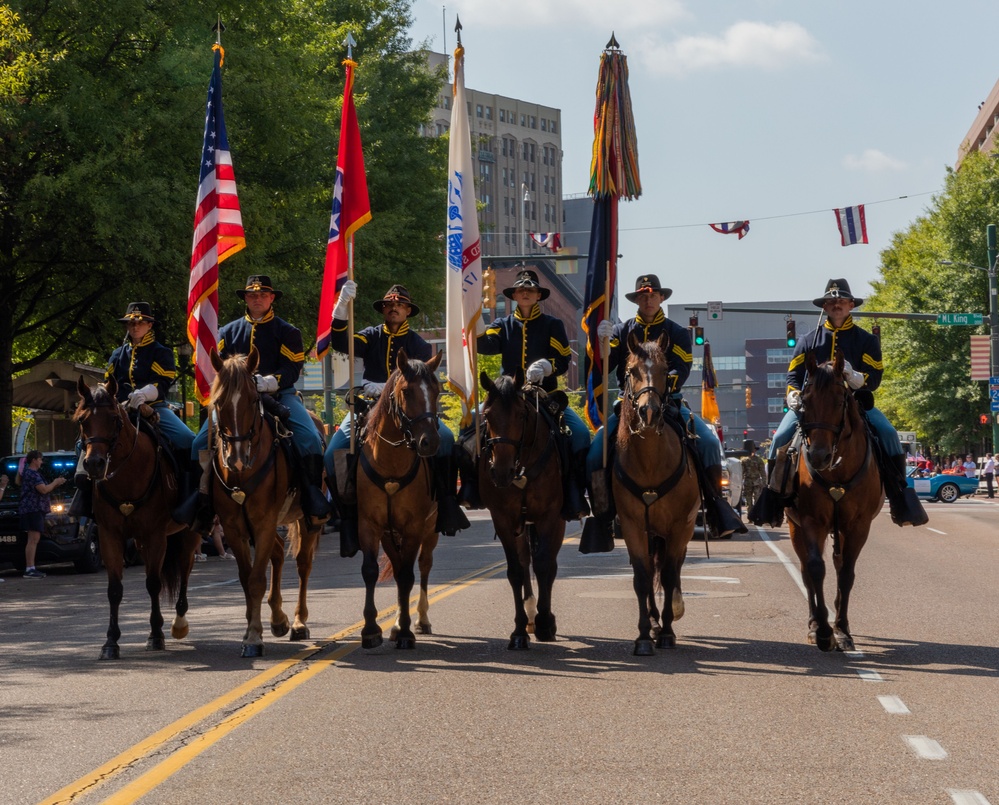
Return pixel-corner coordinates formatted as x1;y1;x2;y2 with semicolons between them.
445;44;483;426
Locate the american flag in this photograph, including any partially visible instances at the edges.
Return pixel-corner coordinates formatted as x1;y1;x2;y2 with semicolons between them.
833;204;868;246
529;232;561;252
187;43;245;404
709;220;750;239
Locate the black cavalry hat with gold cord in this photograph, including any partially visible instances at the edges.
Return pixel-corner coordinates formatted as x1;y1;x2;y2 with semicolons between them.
236;275;283;301
118;302;156;323
373;284;420;317
502;269;551;301
625;274;672;303
813;278;863;308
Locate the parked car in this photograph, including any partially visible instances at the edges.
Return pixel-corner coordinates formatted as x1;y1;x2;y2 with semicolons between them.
696;454;745;538
906;467;979;503
0;451;102;573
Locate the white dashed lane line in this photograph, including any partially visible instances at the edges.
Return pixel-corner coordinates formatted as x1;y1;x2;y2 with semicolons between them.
927;527;947;535
877;695;911;714
904;735;948;760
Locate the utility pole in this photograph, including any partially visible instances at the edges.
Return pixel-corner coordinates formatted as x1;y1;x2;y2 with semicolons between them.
988;223;998;453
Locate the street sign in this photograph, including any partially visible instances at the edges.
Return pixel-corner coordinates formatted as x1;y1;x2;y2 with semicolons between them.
937;313;983;325
707;301;723;321
992;401;999;412
898;431;917;444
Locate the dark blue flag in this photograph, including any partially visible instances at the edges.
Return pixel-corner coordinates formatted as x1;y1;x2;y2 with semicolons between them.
581;196;615;430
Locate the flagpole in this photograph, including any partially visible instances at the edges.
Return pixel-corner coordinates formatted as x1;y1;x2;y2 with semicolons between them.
601;260;610;469
347;235;356;454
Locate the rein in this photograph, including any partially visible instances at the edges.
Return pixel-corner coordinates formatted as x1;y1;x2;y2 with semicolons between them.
483;389;556;490
623;381;668;436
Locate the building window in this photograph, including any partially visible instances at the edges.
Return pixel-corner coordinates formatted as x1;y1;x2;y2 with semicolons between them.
482;193;491;210
479;163;492;182
467;101;472;115
529;115;536;129
485;106;492;120
541;118;547;132
529;144;535;162
550;121;557;134
766;348;795;364
499;109;506;123
476;104;483;118
767;372;786;389
768;398;786;414
504;226;510;245
520;114;526;126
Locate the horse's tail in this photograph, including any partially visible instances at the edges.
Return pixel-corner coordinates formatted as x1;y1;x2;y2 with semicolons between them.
650;534;666;597
160;534;186;602
377;549;393;583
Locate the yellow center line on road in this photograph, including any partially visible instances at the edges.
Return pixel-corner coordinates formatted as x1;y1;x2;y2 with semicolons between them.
42;557;512;805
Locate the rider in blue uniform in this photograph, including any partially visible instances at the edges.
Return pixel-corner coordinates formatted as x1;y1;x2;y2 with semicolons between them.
462;269;591;520
750;278;927;527
580;274;745;551
73;302;195;516
179;276;329;529
323;281;469;556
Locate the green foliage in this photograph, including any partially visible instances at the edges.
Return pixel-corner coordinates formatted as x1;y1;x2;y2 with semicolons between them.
868;151;999;454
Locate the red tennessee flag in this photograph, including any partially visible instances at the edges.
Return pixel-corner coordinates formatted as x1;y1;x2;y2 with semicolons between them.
187;44;245;404
316;58;371;357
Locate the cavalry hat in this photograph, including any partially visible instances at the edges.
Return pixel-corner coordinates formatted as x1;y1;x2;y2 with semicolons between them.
236;275;283;301
373;284;420;317
813;278;863;308
118;302;156;323
503;269;550;300
743;439;756;452
625;274;673;303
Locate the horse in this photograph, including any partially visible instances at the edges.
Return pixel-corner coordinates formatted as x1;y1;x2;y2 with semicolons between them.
613;333;701;656
478;370;565;650
787;350;882;652
208;348;323;658
73;377;201;660
357;348;444;650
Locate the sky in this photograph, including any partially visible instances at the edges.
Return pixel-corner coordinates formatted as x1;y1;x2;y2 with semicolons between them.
405;0;999;307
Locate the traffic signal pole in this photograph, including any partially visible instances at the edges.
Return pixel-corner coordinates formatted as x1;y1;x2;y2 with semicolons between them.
988;224;998;453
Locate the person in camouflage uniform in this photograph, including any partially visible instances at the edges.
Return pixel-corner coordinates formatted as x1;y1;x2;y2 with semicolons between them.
741;439;766;511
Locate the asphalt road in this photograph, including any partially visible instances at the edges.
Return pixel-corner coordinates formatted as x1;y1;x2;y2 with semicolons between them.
1;499;997;805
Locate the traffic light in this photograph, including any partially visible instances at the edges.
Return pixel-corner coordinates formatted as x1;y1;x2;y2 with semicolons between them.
785;319;797;348
981;414;989;425
694;326;705;346
745;387;752;408
482;267;496;307
782;402;789;414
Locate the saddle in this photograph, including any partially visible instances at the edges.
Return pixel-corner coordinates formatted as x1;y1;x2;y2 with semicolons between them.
329;388;373;507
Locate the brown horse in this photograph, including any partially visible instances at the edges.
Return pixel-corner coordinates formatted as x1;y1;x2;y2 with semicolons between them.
479;370;565;649
613;334;700;656
209;348;323;658
788;350;882;652
74;378;201;660
357;348;443;650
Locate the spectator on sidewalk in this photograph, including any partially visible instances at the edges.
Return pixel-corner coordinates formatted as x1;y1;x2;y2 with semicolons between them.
962;455;978;479
983;453;995;499
18;451;66;579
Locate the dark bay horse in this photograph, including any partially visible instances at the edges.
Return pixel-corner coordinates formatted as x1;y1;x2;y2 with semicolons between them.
613;334;700;656
209;348;323;657
357;348;444;650
788;350;882;651
74;378;201;660
479;370;565;650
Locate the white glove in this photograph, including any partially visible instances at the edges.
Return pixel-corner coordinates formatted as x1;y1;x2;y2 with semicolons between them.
362;380;385;397
786;389;802;412
525;359;553;385
332;280;357;321
597;320;614;340
255;375;279;393
126;384;158;409
841;360;865;390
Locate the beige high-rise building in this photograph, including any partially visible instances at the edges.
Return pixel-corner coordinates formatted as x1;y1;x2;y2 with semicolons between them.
423;51;564;258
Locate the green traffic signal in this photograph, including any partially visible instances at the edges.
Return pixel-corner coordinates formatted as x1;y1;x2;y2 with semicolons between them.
785;319;796;348
694;326;705;346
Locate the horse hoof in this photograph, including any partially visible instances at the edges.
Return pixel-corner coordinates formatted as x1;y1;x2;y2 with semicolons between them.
815;632;835;652
534;626;557;642
241;643;264;658
146;637;166;651
656;633;677;649
507;635;530;650
362;633;383;650
99;645;120;661
289;625;310;641
835;632;855;652
171;622;190;640
633;639;655;656
417;623;433;635
395;636;416;650
807;629;817;645
271;621;290;638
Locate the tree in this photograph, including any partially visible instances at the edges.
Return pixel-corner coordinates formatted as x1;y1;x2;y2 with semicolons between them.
0;0;446;454
868;151;999;454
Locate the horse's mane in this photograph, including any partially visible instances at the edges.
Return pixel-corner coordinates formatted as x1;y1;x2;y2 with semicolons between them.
809;358;841;393
365;356;439;439
209;354;256;409
484;374;520;410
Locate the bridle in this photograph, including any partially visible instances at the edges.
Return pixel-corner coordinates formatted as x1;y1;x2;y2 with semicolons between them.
483;387;548;486
212;377;264;472
375;375;440;450
798;373;852;473
623;378;668;436
79;394;138;481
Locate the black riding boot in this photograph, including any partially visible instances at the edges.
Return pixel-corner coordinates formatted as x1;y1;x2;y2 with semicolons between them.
748;486;786;528
338;503;359;558
434;454;470;536
704;464;748;538
69;453;92;517
561;448;591;521
172;452;213;531
300;454;332;524
455;434;483;510
579;464;615;553
886;454;929;527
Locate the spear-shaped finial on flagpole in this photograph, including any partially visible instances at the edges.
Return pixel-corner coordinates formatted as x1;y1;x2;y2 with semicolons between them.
344;31;356;60
454;15;463;47
213;16;225;46
605;32;620;50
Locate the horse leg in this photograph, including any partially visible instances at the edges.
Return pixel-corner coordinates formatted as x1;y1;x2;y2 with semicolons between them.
238;550;270;658
500;532;531;650
832;529;869;651
290;520;317;641
391;554;417;649
793;528;833;651
143;541;167;651
267;530;290;638
100;537;126;660
360;546;383;649
630;553;655;656
415;535;438;635
656;543;685;650
171;528;201;640
531;522;563;643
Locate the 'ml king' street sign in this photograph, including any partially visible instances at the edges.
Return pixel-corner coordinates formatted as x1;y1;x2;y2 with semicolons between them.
937;313;984;325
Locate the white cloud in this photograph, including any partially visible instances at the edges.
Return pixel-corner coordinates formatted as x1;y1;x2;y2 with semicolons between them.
637;21;823;76
444;0;688;31
842;149;908;172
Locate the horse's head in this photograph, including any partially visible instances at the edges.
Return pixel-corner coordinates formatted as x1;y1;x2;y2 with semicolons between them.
800;350;852;472
623;331;671;431
480;369;531;488
74;375;125;480
209;348;262;472
379;348;443;457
